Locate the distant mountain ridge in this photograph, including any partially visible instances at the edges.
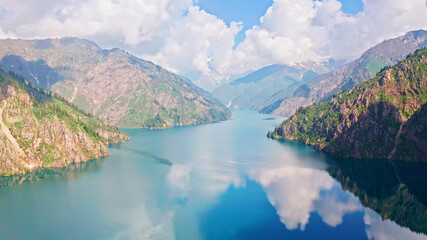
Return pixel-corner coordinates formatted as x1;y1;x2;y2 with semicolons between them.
0;38;231;128
212;59;343;111
269;48;427;162
0;67;129;176
263;30;427;116
231;64;292;85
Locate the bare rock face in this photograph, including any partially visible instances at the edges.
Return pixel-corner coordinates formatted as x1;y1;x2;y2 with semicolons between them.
0;69;129;176
0;38;231;128
269;49;427;162
266;30;427;116
394;104;427;161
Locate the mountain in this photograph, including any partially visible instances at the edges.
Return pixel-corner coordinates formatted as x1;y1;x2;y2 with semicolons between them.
264;30;427;116
0;68;129;176
268;48;427;161
212;60;343;111
183;64;227;92
0;38;231;128
185;72;223;92
328;158;427;234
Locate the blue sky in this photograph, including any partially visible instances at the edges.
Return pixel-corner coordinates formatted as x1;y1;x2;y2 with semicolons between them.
338;0;364;14
2;0;425;85
197;0;364;47
197;0;274;47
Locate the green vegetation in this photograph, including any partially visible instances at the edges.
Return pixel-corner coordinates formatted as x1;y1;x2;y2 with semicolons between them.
270;48;427;161
36;141;56;166
52;85;72;101
366;58;386;74
1;68;123;143
113;83;230;128
263;30;427;116
14;119;27;130
0;67;128;175
72;95;92;113
33;99;105;142
0;38;231;129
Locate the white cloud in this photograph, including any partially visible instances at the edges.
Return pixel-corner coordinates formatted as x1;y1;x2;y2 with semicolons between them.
227;0;427;75
327;0;427;58
0;0;426;87
0;26;7;39
0;0;240;89
0;0;193;49
226;0;354;74
144;6;242;74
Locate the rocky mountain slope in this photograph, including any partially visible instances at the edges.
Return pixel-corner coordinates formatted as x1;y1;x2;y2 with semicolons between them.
0;68;129;176
269;48;427;162
264;30;427;116
0;38;231;128
212;61;342;111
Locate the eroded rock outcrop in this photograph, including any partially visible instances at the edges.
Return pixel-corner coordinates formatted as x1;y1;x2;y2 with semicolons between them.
0;38;231;128
269;48;427;162
0;68;129;176
265;30;427;116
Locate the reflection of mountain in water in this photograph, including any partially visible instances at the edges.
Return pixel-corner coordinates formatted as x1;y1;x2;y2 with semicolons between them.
0;159;102;188
327;158;427;234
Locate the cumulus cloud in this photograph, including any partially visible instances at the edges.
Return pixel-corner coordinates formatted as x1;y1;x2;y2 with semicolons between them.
0;0;240;89
144;6;242;74
229;0;353;73
0;0;426;86
0;0;192;46
227;0;427;75
328;0;427;58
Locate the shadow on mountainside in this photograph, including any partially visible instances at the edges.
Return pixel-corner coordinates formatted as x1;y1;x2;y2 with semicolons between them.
0;55;68;89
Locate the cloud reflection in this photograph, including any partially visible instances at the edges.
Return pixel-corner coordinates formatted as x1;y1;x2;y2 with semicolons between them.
112;205;175;240
251;166;334;230
161;145;427;240
314;191;361;227
364;209;427;240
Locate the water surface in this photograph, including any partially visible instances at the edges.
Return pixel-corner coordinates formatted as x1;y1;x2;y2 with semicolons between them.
0;111;426;240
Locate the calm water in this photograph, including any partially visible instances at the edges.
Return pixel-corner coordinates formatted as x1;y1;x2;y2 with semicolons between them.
0;111;426;240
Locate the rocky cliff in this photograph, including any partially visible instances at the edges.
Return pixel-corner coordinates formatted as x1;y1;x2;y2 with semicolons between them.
0;38;231;128
269;48;427;162
265;30;427;116
0;68;129;176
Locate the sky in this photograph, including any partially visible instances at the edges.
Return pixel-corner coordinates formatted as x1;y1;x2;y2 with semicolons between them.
0;0;426;85
197;0;274;48
197;0;364;47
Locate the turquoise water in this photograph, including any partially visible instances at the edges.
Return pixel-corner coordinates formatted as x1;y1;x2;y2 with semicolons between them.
0;111;426;240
